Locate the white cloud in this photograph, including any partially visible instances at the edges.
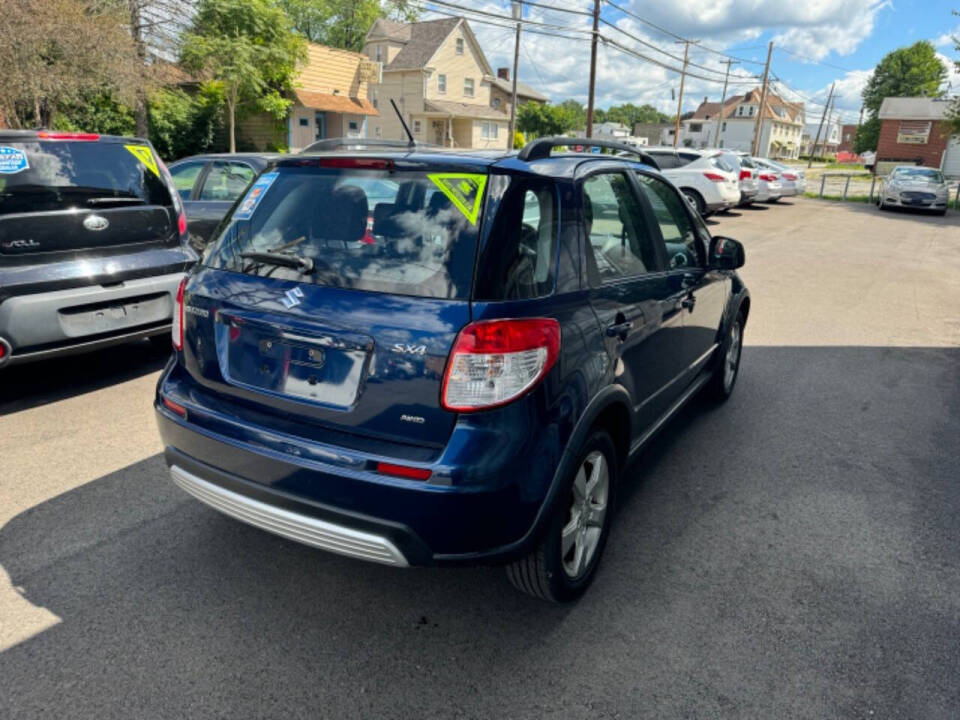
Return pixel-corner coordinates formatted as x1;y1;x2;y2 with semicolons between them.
933;26;960;49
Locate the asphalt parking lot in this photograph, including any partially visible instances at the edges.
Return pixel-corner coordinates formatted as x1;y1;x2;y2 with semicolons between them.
1;197;958;719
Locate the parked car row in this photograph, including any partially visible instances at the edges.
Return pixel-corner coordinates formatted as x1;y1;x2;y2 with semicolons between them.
637;147;806;217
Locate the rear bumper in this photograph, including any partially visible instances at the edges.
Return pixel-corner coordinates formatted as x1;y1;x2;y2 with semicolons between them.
0;271;183;366
155;370;558;565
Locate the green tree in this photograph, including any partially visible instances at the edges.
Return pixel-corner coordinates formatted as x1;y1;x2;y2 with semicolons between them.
946;10;960;135
54;92;136;136
148;86;227;160
604;102;670;129
517;102;578;138
854;40;948;152
279;0;417;51
557;99;586;130
180;0;307;152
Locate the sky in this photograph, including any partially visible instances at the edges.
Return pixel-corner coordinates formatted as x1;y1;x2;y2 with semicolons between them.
422;0;960;125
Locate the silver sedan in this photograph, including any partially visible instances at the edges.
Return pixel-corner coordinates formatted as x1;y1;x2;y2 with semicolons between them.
878;166;950;215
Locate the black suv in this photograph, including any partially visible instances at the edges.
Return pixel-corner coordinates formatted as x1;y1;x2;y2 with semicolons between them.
155;137;749;602
0;131;197;367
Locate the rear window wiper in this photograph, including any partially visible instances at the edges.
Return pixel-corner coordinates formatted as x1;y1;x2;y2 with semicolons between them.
85;197;145;206
239;250;314;274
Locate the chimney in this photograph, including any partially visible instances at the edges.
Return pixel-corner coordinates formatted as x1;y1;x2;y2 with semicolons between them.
704;96;708;104
497;67;510;80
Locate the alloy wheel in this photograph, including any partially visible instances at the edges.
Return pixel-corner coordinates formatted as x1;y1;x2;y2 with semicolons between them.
724;320;742;391
561;450;609;579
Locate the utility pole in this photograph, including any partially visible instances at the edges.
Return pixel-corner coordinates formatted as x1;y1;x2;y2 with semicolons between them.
585;0;600;137
508;1;522;148
750;40;774;157
713;58;737;148
673;40;691;148
807;82;834;168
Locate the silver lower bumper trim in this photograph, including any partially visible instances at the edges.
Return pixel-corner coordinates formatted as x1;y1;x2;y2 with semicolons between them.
170;465;409;567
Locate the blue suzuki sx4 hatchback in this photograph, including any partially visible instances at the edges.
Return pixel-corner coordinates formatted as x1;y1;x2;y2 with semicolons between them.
155;138;750;602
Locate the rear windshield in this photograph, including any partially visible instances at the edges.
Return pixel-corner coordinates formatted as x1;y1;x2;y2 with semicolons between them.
0;140;173;216
204;165;485;300
710;154;737;173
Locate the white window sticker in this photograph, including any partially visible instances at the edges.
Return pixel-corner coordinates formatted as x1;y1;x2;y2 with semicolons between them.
0;146;29;174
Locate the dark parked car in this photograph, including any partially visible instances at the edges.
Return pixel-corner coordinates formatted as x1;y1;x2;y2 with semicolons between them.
0;130;196;368
167;153;283;249
155;137;750;602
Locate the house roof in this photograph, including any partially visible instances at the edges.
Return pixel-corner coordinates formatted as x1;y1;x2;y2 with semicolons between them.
295;89;379;116
488;76;547;102
712;88;804;124
691;102;722;120
878;97;954;120
366;18;412;42
381;18;462;69
425;99;509;120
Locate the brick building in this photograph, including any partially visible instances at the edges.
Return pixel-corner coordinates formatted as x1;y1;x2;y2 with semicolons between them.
876;97;959;176
837;124;859;154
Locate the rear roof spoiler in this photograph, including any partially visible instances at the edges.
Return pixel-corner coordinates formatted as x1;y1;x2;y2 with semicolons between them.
517;137;660;169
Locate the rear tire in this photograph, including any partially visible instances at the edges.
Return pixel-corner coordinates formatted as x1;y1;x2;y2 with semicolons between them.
506;431;617;603
705;311;744;403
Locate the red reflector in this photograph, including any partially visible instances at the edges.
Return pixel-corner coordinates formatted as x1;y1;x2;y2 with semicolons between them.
376;462;431;480
172;278;186;351
162;397;187;417
319;157;393;170
703;172;726;182
37;131;99;141
739;169;751;180
177;212;188;236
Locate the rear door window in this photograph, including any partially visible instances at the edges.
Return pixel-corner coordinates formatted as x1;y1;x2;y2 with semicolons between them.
582;172;661;282
169;161;207;201
648;152;678;169
204;165;485;300
0;140;173;215
475;176;558;300
198;162;256;201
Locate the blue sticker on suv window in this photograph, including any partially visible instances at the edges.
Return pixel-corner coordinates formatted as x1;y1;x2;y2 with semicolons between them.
233;171;278;220
0;146;29;174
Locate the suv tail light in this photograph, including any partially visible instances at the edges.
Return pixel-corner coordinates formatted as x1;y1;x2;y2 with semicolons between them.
441;318;560;412
177;211;188;236
703;172;727;182
172;277;186;351
739;169;751;180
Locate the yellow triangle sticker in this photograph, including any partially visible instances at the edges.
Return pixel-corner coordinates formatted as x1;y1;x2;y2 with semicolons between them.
427;173;488;225
124;144;160;179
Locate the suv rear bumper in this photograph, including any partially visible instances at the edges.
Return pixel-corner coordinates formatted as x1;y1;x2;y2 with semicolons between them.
0;271;183;366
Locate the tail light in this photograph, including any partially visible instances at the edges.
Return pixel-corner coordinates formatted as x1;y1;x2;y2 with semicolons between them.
783;172;797;181
177;211;188;236
739;169;751;180
172;277;186;351
441;318;560;412
759;173;777;182
36;131;99;141
703;172;727;182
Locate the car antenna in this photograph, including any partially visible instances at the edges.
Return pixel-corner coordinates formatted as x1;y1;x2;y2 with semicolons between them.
390;99;416;149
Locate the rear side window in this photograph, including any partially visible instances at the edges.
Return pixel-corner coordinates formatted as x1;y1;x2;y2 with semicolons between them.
198;162;256;201
475;176;558;300
636;174;702;269
204;166;484;300
648;152;678;169
710;155;737;173
677;152;700;166
0;141;173;216
582;172;659;282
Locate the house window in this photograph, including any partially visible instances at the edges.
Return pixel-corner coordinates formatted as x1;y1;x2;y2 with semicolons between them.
721;121;727;131
492;97;501;109
413;119;422;134
456;37;464;55
481;122;499;139
299;118;309;127
376;45;382;62
375;126;381;137
373;98;378;109
464;78;474;97
348;121;359;131
689;123;702;132
748;106;754;116
719;140;724;148
438;74;446;93
737;106;744;116
896;121;931;144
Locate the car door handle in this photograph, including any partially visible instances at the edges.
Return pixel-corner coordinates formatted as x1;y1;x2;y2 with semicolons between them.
606;320;632;338
681;296;696;311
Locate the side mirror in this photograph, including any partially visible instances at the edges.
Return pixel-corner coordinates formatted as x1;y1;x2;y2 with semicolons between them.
709;236;745;270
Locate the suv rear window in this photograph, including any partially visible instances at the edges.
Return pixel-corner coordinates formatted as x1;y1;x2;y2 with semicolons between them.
204;165;485;300
0;140;173;216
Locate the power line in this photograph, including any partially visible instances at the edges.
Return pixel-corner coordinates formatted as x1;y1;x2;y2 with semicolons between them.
774;47;853;73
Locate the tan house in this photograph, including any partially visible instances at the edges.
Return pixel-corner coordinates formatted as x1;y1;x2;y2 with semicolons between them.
363;17;545;149
239;43;379;152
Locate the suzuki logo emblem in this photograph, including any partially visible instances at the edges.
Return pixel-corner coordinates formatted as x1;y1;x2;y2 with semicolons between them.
282;286;304;308
83;214;109;231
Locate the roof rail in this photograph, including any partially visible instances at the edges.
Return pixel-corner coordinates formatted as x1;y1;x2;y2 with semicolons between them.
517;136;660;169
300;137;440;154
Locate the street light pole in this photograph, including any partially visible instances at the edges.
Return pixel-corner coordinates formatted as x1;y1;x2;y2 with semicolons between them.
508;1;522;149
